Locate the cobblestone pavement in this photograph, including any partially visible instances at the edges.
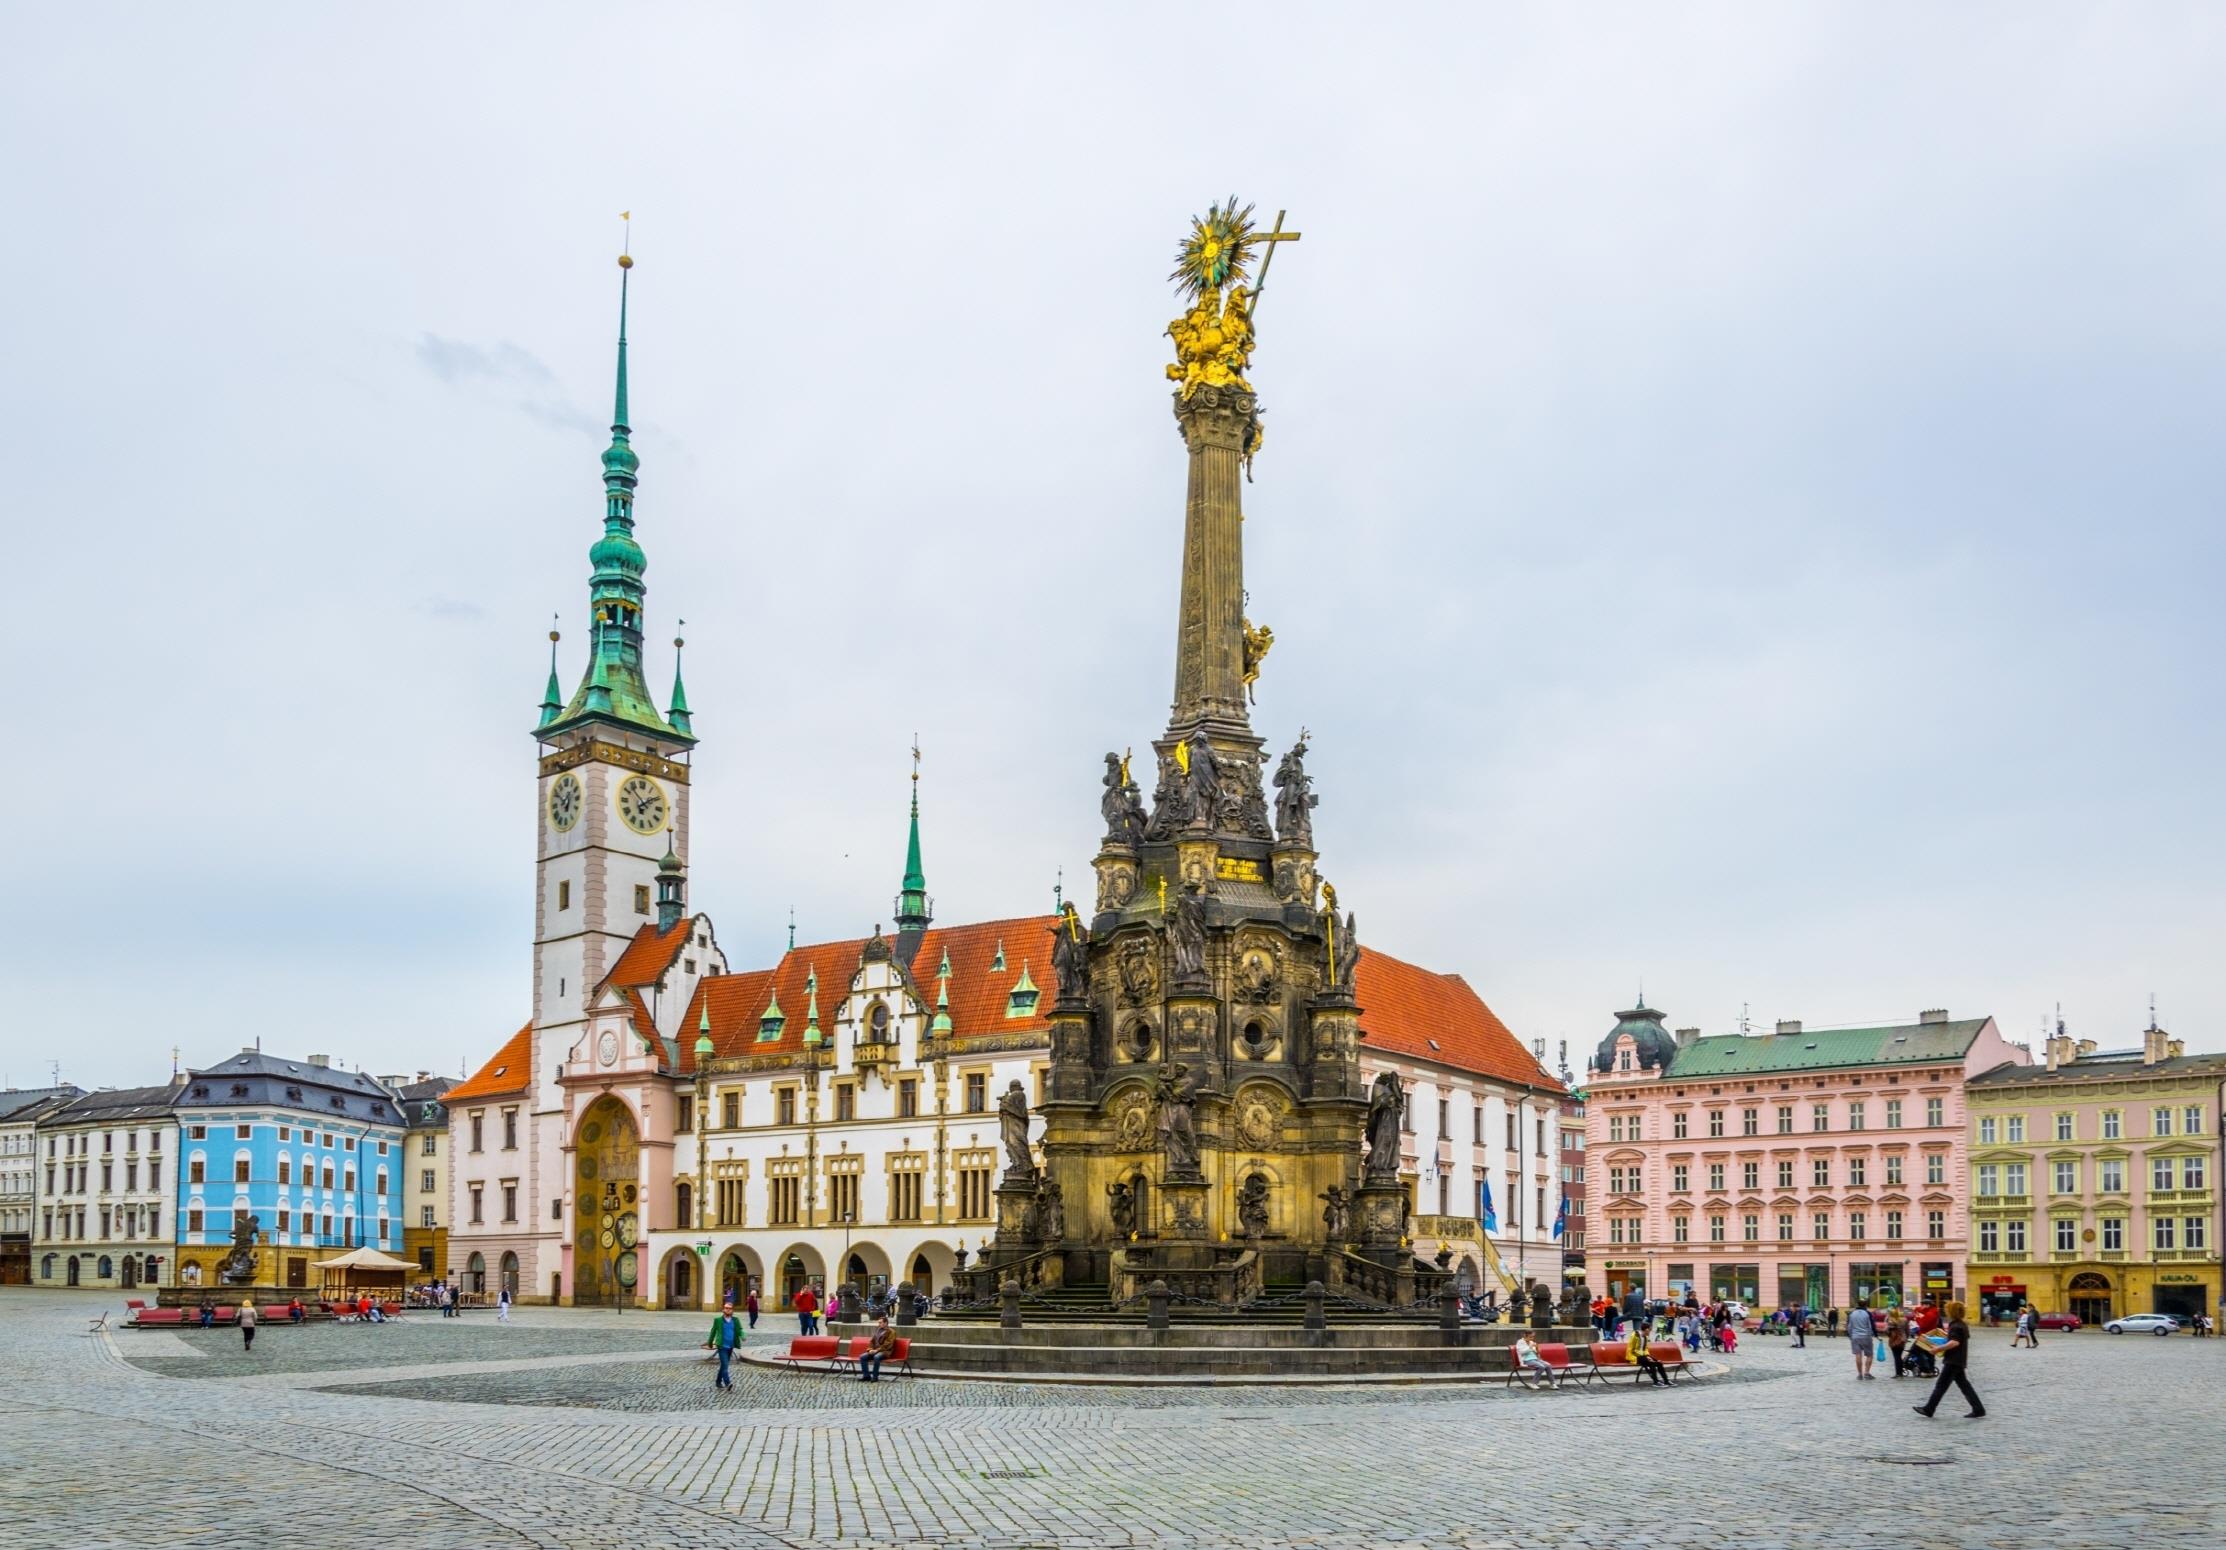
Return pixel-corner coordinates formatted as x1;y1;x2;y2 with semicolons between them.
4;1289;2219;1548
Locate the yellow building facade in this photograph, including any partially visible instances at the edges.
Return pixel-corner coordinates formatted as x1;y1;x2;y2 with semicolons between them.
1965;1026;2223;1326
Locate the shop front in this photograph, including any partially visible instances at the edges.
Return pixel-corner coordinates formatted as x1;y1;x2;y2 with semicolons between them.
1774;1264;1830;1313
1665;1263;1696;1303
1603;1260;1646;1303
2063;1269;2113;1326
1851;1261;1906;1309
1975;1272;2026;1323
2150;1268;2217;1322
1707;1262;1760;1306
1920;1261;1955;1308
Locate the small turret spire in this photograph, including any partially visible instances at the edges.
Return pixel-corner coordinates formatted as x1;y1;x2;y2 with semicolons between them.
667;621;693;735
894;737;932;932
538;620;563;726
803;967;824;1046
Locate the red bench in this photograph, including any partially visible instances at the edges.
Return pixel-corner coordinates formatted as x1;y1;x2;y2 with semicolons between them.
1648;1342;1700;1382
782;1335;915;1376
1504;1341;1590;1388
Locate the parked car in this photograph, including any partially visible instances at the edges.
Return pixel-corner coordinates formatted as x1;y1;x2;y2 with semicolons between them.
2104;1313;2176;1336
2033;1312;2081;1331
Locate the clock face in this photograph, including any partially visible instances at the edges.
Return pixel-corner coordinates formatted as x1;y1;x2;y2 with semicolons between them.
597;1030;619;1067
615;775;667;835
547;773;582;832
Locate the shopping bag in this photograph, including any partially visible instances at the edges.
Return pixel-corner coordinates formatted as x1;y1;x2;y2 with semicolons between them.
1875;1337;1887;1362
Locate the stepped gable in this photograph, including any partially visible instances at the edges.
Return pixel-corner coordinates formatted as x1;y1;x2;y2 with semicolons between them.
1357;950;1561;1093
449;1023;532;1102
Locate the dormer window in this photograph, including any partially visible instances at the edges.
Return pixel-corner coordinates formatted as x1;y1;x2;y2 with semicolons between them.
285;1086;302;1102
1618;1050;1633;1072
757;991;786;1043
229;1083;250;1098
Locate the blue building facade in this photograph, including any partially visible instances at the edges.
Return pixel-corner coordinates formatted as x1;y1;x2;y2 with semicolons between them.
173;1051;407;1291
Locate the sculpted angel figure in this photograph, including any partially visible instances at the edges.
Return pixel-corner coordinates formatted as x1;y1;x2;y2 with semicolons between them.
1241;620;1273;705
1236;1172;1271;1242
1106;1179;1138;1240
1101;751;1146;846
1319;1185;1350;1242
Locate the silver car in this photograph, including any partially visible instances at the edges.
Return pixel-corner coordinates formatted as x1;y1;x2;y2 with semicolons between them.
2104;1313;2176;1336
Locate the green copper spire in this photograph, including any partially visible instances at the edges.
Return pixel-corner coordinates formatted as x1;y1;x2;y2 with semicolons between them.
803;968;824;1047
894;741;932;932
537;621;563;727
931;957;953;1036
538;248;694;747
666;621;693;736
692;995;714;1060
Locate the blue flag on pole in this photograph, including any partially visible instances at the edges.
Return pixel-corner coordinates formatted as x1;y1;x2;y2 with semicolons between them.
1552;1195;1569;1240
1478;1179;1498;1234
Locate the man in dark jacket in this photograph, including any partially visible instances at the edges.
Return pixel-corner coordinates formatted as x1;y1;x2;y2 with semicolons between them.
1913;1300;1985;1419
706;1302;744;1391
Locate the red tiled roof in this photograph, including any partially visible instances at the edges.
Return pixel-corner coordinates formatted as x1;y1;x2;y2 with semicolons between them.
601;919;695;993
1357;950;1561;1093
448;1023;532;1102
620;988;663;1053
676;915;1060;1073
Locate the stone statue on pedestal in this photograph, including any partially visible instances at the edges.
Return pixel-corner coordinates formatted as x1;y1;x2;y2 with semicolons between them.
1101;752;1147;846
218;1213;261;1285
1037;1177;1066;1243
1319;1185;1351;1243
1272;735;1317;847
997;1080;1034;1183
1154;1063;1201;1176
1184;729;1221;832
1106;1180;1139;1241
1050;904;1090;1001
1362;1072;1404;1184
1168;883;1209;989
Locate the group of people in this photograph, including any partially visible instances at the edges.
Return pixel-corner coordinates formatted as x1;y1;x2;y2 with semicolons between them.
704;1291;900;1389
1587;1291;1741;1354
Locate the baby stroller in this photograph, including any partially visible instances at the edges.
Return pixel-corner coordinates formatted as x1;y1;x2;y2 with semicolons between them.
1903;1338;1937;1378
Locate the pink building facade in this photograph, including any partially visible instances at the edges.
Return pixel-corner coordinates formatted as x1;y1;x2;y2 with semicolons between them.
1584;1004;2027;1313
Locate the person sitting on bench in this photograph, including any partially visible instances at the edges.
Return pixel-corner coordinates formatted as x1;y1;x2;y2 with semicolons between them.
1628;1326;1671;1386
1512;1332;1557;1389
858;1315;896;1383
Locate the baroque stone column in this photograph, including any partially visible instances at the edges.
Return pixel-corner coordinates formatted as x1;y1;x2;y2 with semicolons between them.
1168;384;1258;736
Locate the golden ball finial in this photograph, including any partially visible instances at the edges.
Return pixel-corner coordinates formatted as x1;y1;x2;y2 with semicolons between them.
618;253;633;269
549;629;561;643
673;636;685;650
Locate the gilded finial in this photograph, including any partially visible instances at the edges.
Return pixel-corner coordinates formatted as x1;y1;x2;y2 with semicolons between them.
618;210;633;269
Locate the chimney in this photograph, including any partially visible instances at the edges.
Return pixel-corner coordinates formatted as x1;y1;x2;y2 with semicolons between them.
307;1054;330;1068
1773;1020;1801;1037
168;1072;189;1090
2075;1039;2096;1057
1675;1027;1700;1047
2167;1038;2184;1059
2143;1025;2169;1065
241;1045;257;1054
1919;1008;1949;1025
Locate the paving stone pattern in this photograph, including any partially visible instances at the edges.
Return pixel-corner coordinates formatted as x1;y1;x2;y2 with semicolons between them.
3;1289;2218;1548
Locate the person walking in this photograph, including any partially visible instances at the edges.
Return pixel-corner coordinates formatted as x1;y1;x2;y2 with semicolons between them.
238;1300;258;1353
497;1286;511;1324
794;1282;819;1336
706;1302;744;1392
1913;1300;1985;1420
1886;1307;1908;1378
1791;1305;1808;1348
745;1286;760;1330
1826;1305;1840;1339
1848;1299;1877;1379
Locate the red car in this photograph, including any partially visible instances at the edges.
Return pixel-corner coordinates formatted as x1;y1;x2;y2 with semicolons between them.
2033;1312;2082;1331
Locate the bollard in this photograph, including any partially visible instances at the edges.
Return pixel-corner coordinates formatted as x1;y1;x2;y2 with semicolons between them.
893;1280;918;1328
1146;1278;1171;1332
1439;1280;1461;1332
999;1278;1022;1332
1303;1279;1326;1332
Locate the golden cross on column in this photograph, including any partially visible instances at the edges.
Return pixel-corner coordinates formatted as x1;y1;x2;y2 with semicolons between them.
1246;209;1302;312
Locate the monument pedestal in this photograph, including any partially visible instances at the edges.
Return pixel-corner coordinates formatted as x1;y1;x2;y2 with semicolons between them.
1159;1174;1210;1241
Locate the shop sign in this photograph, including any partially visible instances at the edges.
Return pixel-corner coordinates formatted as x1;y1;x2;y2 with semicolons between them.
1986;1274;2019;1286
2159;1273;2203;1284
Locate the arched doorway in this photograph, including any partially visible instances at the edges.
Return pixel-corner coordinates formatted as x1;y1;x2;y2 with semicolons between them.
574;1097;641;1306
97;1256;113;1280
499;1252;519;1297
659;1245;698;1309
774;1243;825;1307
840;1240;893;1295
2068;1271;2113;1327
714;1246;764;1310
121;1256;139;1290
66;1256;80;1286
1455;1256;1478;1295
466;1251;486;1293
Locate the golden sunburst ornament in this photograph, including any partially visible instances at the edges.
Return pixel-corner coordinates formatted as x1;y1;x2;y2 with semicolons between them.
1170;195;1257;297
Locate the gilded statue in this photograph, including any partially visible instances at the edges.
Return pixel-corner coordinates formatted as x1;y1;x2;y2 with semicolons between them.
1241;619;1273;704
1163;198;1297;403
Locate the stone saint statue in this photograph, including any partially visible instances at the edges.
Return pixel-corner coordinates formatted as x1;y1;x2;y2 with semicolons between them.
1363;1072;1405;1184
1168;882;1209;988
1100;752;1146;846
1050;904;1089;1001
1037;1177;1066;1243
1236;1173;1271;1241
997;1080;1034;1182
1184;729;1220;830
1154;1063;1201;1176
1272;736;1318;848
1106;1179;1139;1240
1319;1185;1350;1242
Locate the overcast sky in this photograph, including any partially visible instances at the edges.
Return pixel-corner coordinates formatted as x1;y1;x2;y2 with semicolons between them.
6;5;2223;1091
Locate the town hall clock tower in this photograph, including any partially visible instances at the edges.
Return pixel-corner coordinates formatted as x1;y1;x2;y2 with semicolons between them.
531;251;698;1049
